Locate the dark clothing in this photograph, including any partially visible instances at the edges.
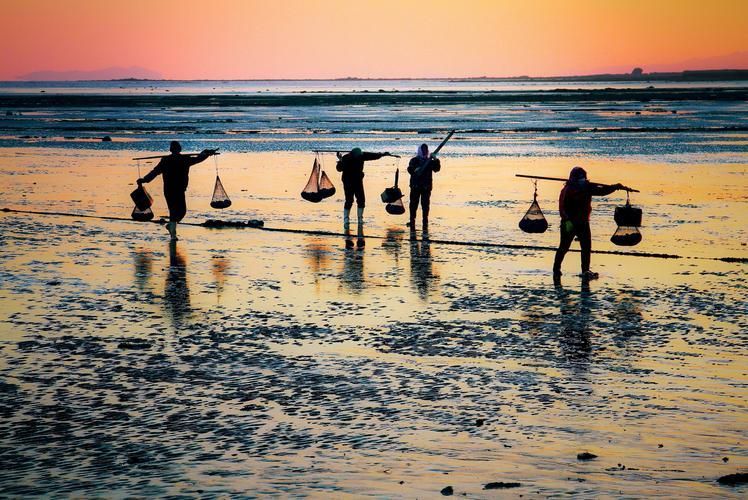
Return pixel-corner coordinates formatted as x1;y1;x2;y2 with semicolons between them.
407;156;441;190
336;152;385;184
343;180;366;209
554;180;617;273
336;152;384;208
553;220;592;274
408;156;440;222
409;186;431;221
559;180;617;224
141;151;210;222
167;191;187;223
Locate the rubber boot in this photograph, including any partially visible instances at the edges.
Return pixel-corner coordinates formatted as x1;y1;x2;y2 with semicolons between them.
343;208;353;248
357;207;365;226
167;221;178;241
356;220;365;249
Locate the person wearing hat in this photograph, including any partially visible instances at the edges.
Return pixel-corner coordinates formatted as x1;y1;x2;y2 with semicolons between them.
138;141;217;241
553;166;626;279
336;147;392;248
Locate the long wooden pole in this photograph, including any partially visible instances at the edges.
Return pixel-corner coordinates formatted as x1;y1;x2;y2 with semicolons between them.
312;150;401;158
132;152;220;160
432;129;456;156
515;174;639;192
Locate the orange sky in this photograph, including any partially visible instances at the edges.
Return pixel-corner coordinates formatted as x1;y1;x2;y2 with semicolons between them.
2;0;747;79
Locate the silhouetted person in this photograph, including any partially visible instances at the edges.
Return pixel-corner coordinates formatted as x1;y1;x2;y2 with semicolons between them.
553;167;625;279
336;147;392;248
138;141;217;241
407;143;441;230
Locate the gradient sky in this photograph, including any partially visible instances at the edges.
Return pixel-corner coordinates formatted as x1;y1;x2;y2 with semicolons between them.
2;0;747;79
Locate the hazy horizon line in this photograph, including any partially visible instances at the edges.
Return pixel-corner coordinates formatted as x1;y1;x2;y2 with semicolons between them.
6;68;748;83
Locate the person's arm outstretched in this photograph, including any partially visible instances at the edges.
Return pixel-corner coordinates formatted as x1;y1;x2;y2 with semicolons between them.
590;182;624;196
361;152;391;162
185;149;218;167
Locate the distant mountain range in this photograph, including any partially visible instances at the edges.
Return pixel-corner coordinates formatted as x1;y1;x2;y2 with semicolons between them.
16;66;163;81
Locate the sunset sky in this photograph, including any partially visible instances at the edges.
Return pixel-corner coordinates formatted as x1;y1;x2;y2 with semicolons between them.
2;0;747;80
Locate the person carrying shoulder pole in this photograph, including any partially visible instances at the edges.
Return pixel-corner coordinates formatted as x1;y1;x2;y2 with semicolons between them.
336;147;393;248
137;141;217;241
553;166;627;280
407;143;441;231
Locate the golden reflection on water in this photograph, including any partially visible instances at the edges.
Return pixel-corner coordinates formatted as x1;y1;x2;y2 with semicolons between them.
165;241;190;329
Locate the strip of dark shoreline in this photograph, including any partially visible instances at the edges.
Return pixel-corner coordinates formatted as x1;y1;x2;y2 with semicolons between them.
3;208;746;263
1;88;746;108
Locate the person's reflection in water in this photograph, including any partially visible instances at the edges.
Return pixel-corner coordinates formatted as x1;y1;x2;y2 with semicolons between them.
409;234;438;300
555;276;593;372
133;248;152;294
165;241;191;328
211;253;230;305
341;249;365;295
305;239;332;292
382;227;405;265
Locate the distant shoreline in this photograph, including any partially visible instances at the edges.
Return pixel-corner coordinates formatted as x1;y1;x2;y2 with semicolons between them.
2;87;746;108
4;69;748;84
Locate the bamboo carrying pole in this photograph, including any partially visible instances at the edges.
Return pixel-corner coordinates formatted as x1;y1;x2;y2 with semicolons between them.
515;174;639;192
414;129;456;175
132;151;220;160
312;150;401;158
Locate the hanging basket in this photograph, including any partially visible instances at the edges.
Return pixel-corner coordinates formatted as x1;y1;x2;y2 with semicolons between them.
130;184;153;211
518;199;549;233
210;175;232;209
301;157;325;203
610;226;642;246
381;168;404;206
518;181;548;233
131;205;154;222
386;198;406;215
318;170;336;199
614;202;642;227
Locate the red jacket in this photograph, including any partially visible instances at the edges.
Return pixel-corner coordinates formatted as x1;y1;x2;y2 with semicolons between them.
559;181;617;222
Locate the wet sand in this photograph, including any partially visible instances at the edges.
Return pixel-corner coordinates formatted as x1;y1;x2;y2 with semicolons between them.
0;149;747;497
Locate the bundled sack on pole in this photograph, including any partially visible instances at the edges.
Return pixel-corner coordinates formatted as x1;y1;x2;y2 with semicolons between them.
318;170;336;199
131;205;154;222
518;181;548;233
380;169;403;203
210;155;232;209
210;175;232;209
130;184;153;211
610;225;642;246
610;193;643;246
386;197;405;215
301;156;336;202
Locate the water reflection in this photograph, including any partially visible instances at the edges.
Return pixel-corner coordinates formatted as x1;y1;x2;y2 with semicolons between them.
382;227;406;264
555;277;593;372
165;241;190;328
610;289;645;351
409;236;438;300
305;239;332;291
211;253;230;304
341;250;365;294
133;248;152;293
